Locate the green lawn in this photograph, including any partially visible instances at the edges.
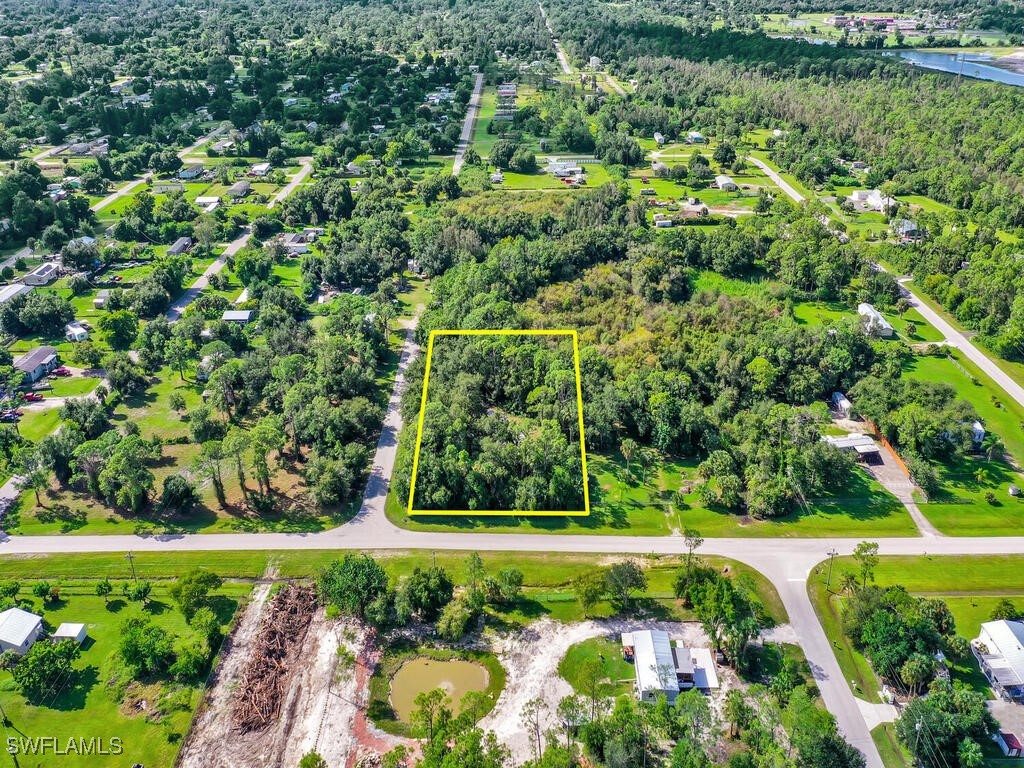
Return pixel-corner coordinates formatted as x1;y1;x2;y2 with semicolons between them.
0;550;788;626
40;376;102;398
18;408;62;442
388;440;915;538
0;581;249;768
809;555;1024;702
559;637;636;697
902;352;1024;535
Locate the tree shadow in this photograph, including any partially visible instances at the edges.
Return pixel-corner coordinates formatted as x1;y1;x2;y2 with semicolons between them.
39;665;99;712
106;598;127;613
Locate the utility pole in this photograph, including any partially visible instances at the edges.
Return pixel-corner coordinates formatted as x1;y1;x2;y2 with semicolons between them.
125;552;138;583
825;548;839;591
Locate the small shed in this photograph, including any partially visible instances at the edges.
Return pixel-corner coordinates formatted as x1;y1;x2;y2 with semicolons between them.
94;288;110;309
996;732;1023;758
53;623;88;645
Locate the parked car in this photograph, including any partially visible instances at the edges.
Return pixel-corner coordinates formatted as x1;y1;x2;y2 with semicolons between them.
23;392;43;402
53;367;71;376
0;413;17;423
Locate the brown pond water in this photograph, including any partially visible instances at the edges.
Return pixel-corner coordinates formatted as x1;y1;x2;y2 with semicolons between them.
389;658;489;722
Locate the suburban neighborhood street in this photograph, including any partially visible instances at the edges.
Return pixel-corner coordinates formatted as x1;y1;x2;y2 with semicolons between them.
452;73;485;176
749;153;1024;415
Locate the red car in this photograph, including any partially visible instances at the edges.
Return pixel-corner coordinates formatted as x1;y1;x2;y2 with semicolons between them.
24;392;43;402
53;367;71;376
112;275;123;282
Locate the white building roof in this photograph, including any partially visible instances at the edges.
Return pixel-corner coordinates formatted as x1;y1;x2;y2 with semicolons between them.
824;433;879;454
630;629;679;697
857;303;893;332
979;620;1024;686
53;622;87;641
221;310;253;322
715;175;735;187
0;284;32;304
0;607;42;647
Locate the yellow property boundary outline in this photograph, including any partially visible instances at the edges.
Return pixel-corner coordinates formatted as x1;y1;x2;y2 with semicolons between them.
407;329;591;516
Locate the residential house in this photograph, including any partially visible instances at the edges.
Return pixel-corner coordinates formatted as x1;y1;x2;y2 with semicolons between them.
715;175;738;192
178;164;205;180
168;237;193;256
196;196;220;213
972;421;986;450
547;160;584;178
974;620;1024;701
211;139;235;153
65;322;89;342
94;289;110;309
621;630;718;704
857;303;894;338
588;55;602;69
23;262;59;286
227;180;251;199
894;218;920;242
14;346;59;383
849;189;896;213
279;232;309;255
0;607;43;655
221;310;253;324
0;284;32;305
250;162;271;177
686;131;704;144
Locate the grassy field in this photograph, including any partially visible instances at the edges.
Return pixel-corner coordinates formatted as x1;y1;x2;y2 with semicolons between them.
0;550;788;626
559;636;636;697
0;580;250;768
388;437;916;538
902;352;1024;535
809;554;1024;702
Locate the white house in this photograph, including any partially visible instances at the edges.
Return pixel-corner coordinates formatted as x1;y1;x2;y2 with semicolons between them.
653;132;665;146
547;160;584;178
715;175;737;192
857;303;894;338
65;322;89;342
94;288;110;310
23;262;59;286
686;131;704;144
250;162;271;177
849;189;896;213
588;55;602;69
974;620;1024;701
0;607;43;655
621;630;718;704
53;623;88;645
0;284;32;305
279;232;309;255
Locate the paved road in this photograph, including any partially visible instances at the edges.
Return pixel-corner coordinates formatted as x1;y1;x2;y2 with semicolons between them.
164;157;312;321
746;155;806;204
90;125;228;214
538;2;572;75
452;74;484;176
349;318;420;529
895;276;1024;411
749;153;1024;413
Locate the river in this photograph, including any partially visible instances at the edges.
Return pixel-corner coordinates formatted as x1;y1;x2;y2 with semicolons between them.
889;50;1024;87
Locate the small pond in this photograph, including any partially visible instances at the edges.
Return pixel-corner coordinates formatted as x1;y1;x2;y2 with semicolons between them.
389;657;490;722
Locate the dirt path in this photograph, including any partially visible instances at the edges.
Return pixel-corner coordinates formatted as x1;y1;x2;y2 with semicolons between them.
178;582;274;767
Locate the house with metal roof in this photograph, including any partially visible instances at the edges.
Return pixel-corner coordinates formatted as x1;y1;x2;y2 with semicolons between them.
975;620;1024;701
0;607;43;655
14;346;59;383
0;284;32;305
621;630;719;704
